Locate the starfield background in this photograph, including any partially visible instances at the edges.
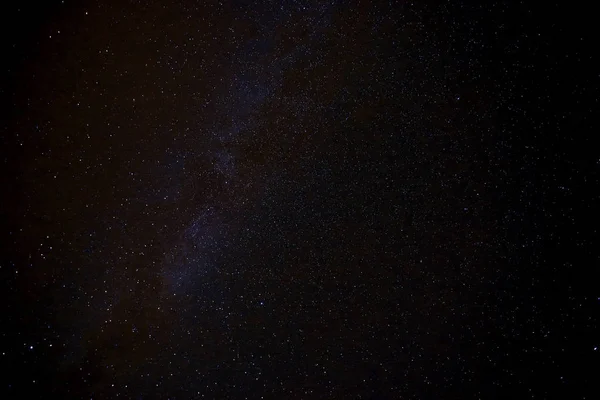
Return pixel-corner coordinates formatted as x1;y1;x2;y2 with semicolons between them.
1;1;597;399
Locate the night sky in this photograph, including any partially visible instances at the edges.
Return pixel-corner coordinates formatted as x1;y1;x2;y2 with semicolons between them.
1;1;598;399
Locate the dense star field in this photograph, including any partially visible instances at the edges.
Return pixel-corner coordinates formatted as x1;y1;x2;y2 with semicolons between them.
1;1;597;399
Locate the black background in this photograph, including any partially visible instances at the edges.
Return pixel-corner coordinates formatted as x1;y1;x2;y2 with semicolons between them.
1;1;598;398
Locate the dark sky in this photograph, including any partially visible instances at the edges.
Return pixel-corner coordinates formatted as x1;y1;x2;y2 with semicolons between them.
1;1;597;399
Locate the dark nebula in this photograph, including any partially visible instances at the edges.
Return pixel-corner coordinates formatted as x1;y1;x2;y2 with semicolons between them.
1;1;597;399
